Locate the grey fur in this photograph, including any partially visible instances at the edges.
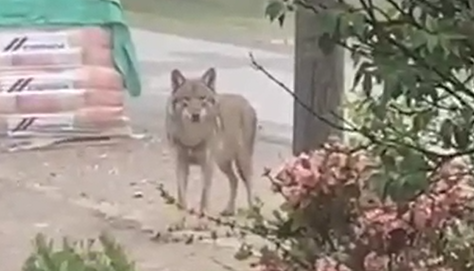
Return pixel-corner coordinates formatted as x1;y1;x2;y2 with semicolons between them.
165;68;257;229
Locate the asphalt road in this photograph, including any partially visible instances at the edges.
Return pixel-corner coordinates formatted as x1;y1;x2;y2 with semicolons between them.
125;29;363;144
126;29;295;143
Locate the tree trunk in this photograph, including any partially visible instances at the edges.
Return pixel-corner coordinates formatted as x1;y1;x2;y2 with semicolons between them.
292;0;344;155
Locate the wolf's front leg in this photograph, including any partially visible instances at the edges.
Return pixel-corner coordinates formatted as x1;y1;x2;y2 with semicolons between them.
176;155;190;209
171;154;189;230
199;161;213;214
191;159;213;231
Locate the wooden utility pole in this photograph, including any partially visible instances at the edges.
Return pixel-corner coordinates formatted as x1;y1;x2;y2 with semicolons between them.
292;0;344;155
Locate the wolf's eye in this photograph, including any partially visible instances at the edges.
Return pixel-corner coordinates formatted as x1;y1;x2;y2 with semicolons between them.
174;98;188;107
181;97;190;106
199;96;206;101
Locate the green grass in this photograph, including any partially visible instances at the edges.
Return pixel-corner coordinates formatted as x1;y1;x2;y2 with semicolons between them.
119;0;395;51
122;0;266;21
121;0;294;51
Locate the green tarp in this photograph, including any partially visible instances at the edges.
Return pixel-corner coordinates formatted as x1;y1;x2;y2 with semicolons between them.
0;0;141;97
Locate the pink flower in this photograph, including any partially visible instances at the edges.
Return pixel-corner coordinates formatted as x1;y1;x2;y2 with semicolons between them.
314;257;351;271
364;252;388;271
281;186;307;207
294;163;319;188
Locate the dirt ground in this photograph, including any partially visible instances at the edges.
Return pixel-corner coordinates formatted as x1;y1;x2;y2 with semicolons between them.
0;3;294;267
0;128;291;270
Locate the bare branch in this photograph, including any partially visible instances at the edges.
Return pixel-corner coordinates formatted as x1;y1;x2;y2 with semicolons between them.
249;52;353;133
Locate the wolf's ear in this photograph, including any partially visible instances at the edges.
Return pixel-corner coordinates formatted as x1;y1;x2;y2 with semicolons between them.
201;68;216;91
171;69;186;91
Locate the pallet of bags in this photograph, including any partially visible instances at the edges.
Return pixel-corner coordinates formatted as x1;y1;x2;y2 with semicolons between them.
0;27;113;69
0;26;133;150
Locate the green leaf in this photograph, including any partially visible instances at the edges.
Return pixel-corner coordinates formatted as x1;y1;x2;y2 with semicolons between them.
23;233;137;271
380;152;397;170
461;106;474;122
380;149;429;203
396;171;428;202
425;14;438;32
369;102;387;120
362;72;373;96
277;13;286;27
440;118;454;148
272;209;285;223
290;208;307;232
412;110;432;132
367;171;392;200
399;150;429;173
352;61;373;91
454;124;470;150
265;0;286;23
425;33;438;53
382;74;401;102
347;12;366;37
438;35;451;57
428;87;440;104
350;48;363;67
279;201;295;213
409;29;427;49
59;261;70;271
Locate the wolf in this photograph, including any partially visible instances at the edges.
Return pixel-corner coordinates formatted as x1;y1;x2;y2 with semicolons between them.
165;67;257;229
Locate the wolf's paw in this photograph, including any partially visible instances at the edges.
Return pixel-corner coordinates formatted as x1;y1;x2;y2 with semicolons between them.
219;208;235;217
167;216;186;232
188;216;209;231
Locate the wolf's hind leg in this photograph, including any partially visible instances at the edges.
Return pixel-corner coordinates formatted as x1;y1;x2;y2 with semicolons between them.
235;150;254;210
217;160;239;216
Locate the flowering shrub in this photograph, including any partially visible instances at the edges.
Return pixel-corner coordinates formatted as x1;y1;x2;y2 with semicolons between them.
252;138;474;271
252;0;474;270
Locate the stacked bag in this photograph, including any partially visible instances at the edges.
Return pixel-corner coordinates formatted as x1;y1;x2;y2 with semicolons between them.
0;0;141;150
0;27;128;136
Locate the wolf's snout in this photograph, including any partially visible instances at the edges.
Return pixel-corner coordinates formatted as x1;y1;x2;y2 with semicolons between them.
191;113;200;122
